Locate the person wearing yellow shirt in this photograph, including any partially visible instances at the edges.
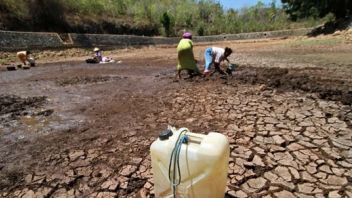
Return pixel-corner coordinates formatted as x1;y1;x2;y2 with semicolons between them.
176;32;200;79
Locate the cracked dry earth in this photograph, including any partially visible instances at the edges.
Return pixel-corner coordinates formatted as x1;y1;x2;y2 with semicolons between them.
1;38;352;198
179;84;352;198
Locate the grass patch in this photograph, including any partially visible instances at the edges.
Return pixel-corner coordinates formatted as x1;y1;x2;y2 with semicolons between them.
287;37;344;47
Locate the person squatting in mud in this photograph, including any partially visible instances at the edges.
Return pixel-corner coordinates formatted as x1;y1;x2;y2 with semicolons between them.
203;47;233;77
17;50;35;66
93;48;114;63
175;32;201;79
86;48;114;64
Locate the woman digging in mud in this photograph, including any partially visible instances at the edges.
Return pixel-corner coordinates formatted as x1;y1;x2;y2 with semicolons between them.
17;50;35;67
203;47;233;77
175;32;201;80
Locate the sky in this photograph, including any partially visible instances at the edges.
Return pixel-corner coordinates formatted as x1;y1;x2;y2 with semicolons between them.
219;0;281;10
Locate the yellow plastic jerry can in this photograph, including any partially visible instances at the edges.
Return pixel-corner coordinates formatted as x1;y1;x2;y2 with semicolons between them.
150;126;229;198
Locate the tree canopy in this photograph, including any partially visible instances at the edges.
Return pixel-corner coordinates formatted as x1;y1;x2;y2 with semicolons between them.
282;0;352;20
0;0;328;36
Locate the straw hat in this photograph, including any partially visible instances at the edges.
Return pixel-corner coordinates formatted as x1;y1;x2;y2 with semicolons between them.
93;47;100;52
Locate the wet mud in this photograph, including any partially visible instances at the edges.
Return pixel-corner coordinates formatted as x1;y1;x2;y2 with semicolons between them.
232;66;352;105
55;76;126;86
0;95;48;123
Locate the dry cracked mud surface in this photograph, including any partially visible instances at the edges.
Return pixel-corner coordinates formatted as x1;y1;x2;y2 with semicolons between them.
0;36;352;198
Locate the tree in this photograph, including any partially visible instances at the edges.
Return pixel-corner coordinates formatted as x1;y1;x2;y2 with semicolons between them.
29;0;68;32
281;0;352;20
161;12;171;36
269;0;277;21
197;24;205;36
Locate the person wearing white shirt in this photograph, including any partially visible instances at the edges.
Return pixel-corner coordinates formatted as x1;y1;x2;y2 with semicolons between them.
203;47;232;76
17;51;35;66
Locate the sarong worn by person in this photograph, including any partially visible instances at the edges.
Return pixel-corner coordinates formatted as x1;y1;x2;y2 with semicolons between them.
176;32;200;79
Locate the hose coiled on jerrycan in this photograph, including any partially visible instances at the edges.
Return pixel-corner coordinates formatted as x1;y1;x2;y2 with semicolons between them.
168;128;189;198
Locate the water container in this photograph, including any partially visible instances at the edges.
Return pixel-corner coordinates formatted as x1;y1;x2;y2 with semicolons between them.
150;126;229;198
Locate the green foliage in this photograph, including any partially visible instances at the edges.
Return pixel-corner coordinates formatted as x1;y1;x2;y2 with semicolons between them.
28;0;68;31
197;25;205;36
0;0;329;35
287;37;344;47
161;12;171;36
0;0;28;18
282;0;352;20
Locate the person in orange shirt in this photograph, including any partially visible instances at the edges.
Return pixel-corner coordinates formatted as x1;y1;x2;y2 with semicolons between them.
16;51;35;66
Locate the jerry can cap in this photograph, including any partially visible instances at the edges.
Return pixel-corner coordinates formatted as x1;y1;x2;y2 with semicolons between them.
159;129;173;140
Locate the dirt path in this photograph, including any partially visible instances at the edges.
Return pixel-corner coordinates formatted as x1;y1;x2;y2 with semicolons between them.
0;36;352;198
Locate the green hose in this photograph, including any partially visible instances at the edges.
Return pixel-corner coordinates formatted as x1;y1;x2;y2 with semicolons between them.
168;129;189;198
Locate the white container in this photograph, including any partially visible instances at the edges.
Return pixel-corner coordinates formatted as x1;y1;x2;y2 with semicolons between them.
150;126;229;198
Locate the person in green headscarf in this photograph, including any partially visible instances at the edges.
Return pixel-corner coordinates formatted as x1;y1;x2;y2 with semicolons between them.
176;32;200;79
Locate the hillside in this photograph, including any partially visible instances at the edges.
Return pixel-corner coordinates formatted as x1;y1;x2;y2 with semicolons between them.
0;0;326;36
